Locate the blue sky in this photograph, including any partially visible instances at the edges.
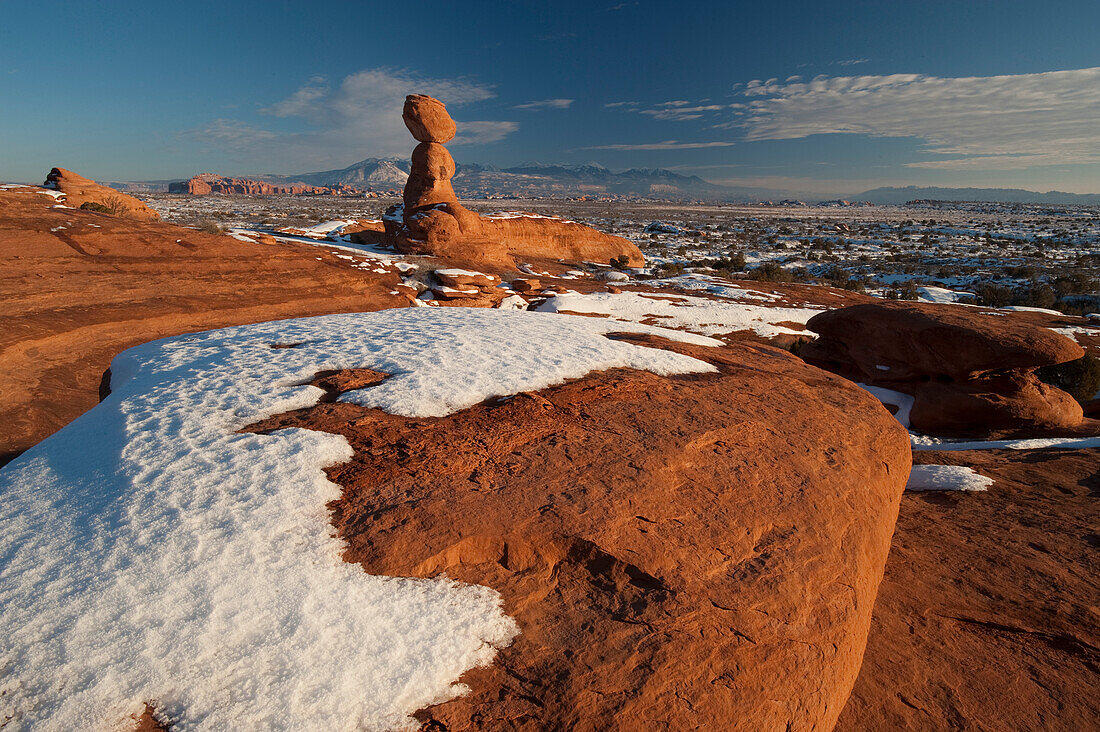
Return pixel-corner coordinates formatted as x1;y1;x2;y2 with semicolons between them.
2;0;1099;194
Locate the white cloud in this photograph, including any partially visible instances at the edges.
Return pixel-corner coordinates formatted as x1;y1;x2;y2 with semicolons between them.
736;67;1100;169
513;98;574;110
261;75;330;117
452;121;519;145
583;140;735;151
641;104;725;121
185;119;277;151
186;68;515;171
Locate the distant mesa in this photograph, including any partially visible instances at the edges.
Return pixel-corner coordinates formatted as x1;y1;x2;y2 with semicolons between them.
372;94;644;269
45;167;159;221
167;174;361;196
802;301;1086;436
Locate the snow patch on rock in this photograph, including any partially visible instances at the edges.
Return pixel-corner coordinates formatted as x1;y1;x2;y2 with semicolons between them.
0;309;718;730
905;464;993;492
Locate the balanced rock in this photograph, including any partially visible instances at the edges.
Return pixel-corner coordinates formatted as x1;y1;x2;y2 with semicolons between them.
802;301;1085;436
386;94;644;269
45;168;159;221
250;334;912;730
403;94;457;143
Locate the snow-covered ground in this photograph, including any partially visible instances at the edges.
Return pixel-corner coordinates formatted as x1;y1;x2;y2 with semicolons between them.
536;290;825;338
0;309;719;731
905;464;993;492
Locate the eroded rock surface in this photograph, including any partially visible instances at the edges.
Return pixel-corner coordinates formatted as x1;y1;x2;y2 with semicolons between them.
802;301;1085;436
45;167;160;220
248;335;912;731
0;187;404;463
839;447;1100;731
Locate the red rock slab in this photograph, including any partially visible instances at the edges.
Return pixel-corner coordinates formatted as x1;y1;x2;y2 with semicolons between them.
806;301;1084;381
838;447;1100;731
246;335;912;731
0;188;405;463
45;167;160;221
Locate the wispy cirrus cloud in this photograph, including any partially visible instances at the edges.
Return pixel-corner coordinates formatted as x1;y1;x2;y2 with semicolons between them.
513;98;574;110
735;67;1100;169
186;67;514;170
641;104;725;121
583;140;735;151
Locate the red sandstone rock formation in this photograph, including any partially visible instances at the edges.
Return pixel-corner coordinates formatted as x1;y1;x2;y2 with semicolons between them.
0;186;404;464
247;334;912;731
384;94;644;269
44;168;159;221
801;301;1085;436
838;446;1100;730
168;174;359;196
403;94;458;143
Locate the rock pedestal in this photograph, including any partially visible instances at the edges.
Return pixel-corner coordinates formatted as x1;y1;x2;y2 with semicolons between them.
384;94;645;269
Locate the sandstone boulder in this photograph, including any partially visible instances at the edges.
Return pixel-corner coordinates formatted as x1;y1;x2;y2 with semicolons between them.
249;335;912;730
511;278;542;293
45;168;159;221
403;94;457;143
909;375;1083;434
434;269;499;289
802;301;1086;436
805;302;1083;381
411;142;456;179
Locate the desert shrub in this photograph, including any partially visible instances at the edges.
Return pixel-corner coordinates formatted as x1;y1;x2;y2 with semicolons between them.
197;220;225;234
653;261;685;277
1015;284;1057;310
749;262;794;283
1037;354;1100;404
821;267;865;292
886;281;920;301
80;201;114;214
1053;273;1099;297
973;283;1014;307
1057;294;1100;316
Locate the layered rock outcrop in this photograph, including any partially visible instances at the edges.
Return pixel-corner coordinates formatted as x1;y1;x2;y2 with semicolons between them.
168;174;359;196
801;301;1085;435
0;185;404;464
248;334;912;730
383;94;644;269
44;168;159;221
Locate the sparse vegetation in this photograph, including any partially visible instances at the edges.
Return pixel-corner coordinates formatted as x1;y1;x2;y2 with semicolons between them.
1037;354;1100;404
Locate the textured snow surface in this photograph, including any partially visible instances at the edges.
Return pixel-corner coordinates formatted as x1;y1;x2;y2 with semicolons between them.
0;309;718;731
536;290;824;338
916;285;973;304
911;434;1100;451
905;465;993;492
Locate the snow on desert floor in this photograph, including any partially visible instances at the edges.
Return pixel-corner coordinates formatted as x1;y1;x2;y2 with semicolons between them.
904;464;994;492
0;309;719;731
536;289;825;338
